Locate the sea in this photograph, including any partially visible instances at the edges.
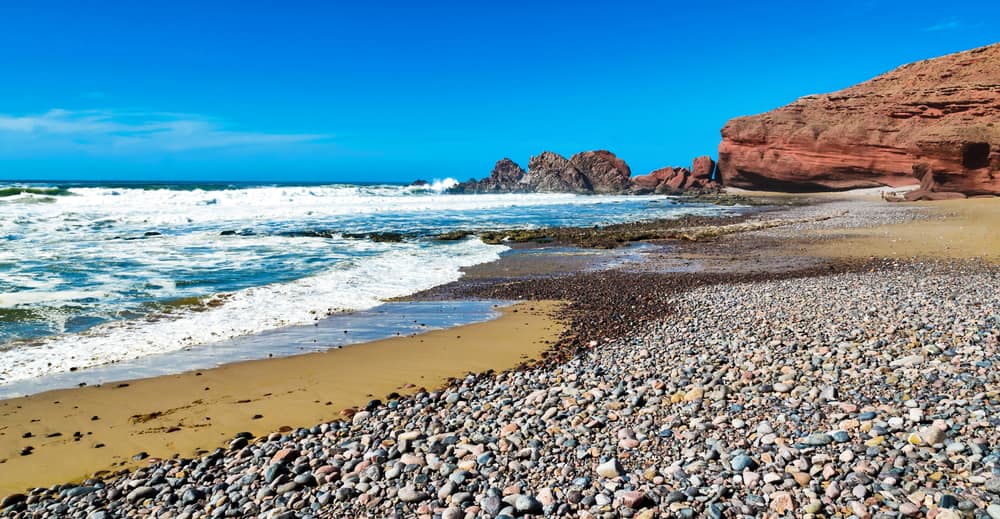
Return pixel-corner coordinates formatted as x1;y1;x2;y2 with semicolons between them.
0;180;740;395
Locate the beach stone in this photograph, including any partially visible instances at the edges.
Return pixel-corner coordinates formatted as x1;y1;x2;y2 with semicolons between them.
620;491;651;509
939;494;959;509
802;433;833;446
180;488;205;505
442;507;463;519
850;501;870;518
294;473;317;487
769;491;794;514
890;354;924;368
514;495;543;514
264;463;285;483
596;459;624;478
920;426;946;445
665;490;686;504
398;485;427;503
985;478;1000;494
276;481;298;494
0;494;26;508
482;495;502;516
831;430;850;443
731;455;757;471
62;486;98;498
986;504;1000;519
127;486;157;503
683;387;704;401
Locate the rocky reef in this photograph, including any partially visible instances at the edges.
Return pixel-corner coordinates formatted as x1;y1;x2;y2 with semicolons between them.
718;43;1000;198
449;152;718;195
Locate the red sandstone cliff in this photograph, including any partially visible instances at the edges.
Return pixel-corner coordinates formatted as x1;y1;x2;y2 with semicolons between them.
719;43;1000;197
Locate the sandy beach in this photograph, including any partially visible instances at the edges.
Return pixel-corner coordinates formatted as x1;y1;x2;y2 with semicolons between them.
808;197;1000;262
0;302;562;498
1;195;998;518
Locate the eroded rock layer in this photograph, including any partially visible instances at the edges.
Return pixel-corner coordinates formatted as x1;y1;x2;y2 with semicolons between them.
719;43;1000;196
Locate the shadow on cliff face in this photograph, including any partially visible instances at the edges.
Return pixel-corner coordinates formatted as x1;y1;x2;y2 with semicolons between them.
962;142;990;169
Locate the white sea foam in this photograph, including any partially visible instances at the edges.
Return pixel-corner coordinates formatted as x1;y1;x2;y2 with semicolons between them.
0;238;503;384
0;290;109;308
0;183;647;232
0;182;735;386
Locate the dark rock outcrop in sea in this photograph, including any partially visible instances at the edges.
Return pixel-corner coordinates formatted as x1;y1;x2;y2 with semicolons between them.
448;151;717;195
718;43;1000;198
523;151;591;193
565;150;632;194
451;158;530;194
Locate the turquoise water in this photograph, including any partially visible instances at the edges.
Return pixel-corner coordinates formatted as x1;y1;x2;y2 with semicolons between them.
0;180;740;385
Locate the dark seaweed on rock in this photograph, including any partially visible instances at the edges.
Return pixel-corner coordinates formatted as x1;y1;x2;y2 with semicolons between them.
436;213;754;249
343;232;406;243
0;187;72;197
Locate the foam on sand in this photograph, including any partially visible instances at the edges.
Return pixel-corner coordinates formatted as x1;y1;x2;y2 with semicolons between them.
0;238;503;384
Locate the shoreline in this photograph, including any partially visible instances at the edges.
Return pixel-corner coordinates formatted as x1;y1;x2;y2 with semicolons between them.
0;302;563;497
0;300;513;400
1;194;998;517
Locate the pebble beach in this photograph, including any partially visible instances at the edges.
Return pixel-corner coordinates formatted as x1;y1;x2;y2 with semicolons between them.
1;194;998;519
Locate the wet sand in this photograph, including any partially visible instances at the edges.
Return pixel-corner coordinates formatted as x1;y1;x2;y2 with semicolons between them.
809;197;1000;261
0;301;562;497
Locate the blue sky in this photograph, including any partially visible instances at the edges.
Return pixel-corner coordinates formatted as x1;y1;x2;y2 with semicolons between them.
0;1;997;182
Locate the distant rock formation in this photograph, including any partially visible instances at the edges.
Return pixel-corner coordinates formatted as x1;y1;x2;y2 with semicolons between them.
523;151;591;193
447;150;718;195
567;150;632;194
632;156;719;194
718;43;1000;198
450;158;530;193
450;150;638;194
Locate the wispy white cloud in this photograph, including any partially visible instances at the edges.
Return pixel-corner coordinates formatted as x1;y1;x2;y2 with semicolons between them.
0;109;330;155
922;18;962;32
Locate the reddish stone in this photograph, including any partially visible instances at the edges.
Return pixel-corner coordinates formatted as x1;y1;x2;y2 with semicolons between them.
270;448;299;464
690;155;716;180
619;490;651;509
568;150;632;194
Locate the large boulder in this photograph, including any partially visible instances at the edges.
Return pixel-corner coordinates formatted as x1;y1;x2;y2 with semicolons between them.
449;158;528;193
718;43;1000;196
524;151;592;193
489;158;527;186
568;150;632;194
